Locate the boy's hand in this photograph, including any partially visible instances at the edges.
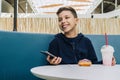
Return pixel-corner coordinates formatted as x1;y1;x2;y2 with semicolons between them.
47;55;62;65
112;56;116;66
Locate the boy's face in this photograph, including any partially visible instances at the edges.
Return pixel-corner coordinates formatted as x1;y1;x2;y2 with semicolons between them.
58;11;78;33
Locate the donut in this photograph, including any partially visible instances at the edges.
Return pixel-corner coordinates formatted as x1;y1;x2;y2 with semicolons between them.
78;59;92;66
78;61;92;66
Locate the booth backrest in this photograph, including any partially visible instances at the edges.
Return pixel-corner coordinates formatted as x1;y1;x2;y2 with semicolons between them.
86;35;120;62
0;31;120;80
0;31;53;80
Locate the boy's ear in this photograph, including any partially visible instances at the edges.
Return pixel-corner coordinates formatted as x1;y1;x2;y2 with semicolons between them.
77;18;79;22
75;18;79;23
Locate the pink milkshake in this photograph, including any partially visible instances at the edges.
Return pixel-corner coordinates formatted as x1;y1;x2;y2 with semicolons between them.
101;45;114;66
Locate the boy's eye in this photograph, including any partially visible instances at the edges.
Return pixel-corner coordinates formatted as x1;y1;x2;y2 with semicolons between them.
65;17;70;19
58;16;70;22
58;18;62;22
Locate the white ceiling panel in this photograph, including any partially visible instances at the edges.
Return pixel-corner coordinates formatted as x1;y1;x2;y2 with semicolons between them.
28;0;101;14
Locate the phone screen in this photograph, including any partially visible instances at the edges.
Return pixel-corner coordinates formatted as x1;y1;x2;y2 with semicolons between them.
40;51;56;58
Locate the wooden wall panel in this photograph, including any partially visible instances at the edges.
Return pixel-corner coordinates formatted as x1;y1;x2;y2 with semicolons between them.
0;18;13;31
0;18;120;34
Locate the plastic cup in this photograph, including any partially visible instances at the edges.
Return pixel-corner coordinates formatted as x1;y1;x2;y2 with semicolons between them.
101;45;114;66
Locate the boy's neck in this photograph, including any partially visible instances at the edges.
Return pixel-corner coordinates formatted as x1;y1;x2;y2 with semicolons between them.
64;31;78;38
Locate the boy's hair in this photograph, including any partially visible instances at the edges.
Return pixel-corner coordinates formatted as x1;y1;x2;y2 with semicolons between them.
56;6;78;18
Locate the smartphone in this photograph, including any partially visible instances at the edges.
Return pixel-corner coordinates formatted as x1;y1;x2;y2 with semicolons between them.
40;51;56;58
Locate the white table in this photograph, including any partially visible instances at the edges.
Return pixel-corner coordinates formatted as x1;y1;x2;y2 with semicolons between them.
31;64;120;80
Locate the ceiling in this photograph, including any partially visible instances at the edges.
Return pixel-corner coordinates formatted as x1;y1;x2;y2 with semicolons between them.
2;0;120;14
30;0;97;14
3;0;33;13
91;0;120;14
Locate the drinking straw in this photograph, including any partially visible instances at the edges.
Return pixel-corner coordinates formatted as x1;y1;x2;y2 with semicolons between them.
105;33;108;46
